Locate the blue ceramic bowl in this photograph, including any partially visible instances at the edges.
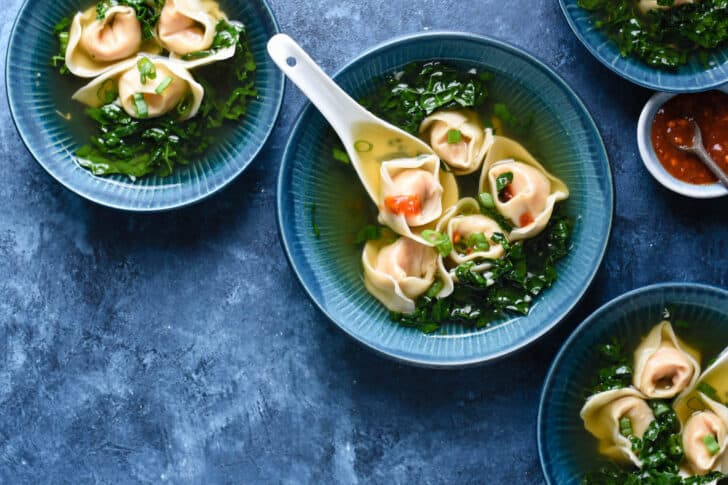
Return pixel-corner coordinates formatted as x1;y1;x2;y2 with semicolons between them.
277;32;614;367
6;0;284;211
560;0;728;92
538;283;728;484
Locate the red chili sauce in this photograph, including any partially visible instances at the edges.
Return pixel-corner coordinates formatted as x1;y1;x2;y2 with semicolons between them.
651;91;728;185
384;195;421;216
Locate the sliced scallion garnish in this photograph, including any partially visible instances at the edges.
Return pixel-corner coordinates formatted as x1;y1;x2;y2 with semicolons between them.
155;76;174;94
447;129;462;144
354;140;373;153
137;57;156;84
133;93;148;118
703;434;721;456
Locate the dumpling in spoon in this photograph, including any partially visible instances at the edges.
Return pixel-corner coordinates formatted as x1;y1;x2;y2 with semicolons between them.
435;197;507;277
362;237;453;314
419;110;494;175
479;136;569;241
157;0;232;61
632;321;700;399
377;154;458;245
66;5;150;77
580;387;655;467
681;394;728;476
72;56;203;120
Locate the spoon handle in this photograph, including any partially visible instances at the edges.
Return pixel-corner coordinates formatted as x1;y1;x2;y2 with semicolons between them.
267;34;370;145
692;145;728;189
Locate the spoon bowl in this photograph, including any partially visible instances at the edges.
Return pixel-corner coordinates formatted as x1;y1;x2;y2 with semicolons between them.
267;34;433;204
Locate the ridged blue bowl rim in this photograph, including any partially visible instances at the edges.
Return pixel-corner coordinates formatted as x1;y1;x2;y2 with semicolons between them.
6;0;285;212
276;31;614;368
559;0;728;93
537;282;728;483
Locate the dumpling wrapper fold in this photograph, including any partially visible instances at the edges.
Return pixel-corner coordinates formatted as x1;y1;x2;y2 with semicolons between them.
435;197;508;277
66;5;158;78
377;154;459;247
632;320;701;399
580;387;655;467
479;136;568;241
158;0;232;61
362;237;453;314
681;393;728;477
72;56;203;120
419;110;494;175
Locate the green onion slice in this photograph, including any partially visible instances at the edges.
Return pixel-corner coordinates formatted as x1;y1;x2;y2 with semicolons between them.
478;192;495;209
137;57;157;84
421;230;452;257
133;93;148;118
155;76;174;94
96;79;118;104
703;434;721;456
447;129;462;144
332;147;350;164
354;140;373;152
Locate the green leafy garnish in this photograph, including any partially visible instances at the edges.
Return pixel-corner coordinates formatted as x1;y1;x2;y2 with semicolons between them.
495;171;514;193
493;103;533;136
73;21;257;178
577;0;728;70
447;129;462;144
360;61;490;135
585;400;726;484
478;192;513;232
332;148;350;164
589;340;633;395
137;57;156;84
421;230;453;257
392;214;573;332
132;93;148;118
51;17;71;74
96;0;162;40
181;20;244;60
155;76;174;94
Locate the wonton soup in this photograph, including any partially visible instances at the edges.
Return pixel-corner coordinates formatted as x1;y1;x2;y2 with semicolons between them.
323;62;574;333
51;0;258;178
581;316;728;483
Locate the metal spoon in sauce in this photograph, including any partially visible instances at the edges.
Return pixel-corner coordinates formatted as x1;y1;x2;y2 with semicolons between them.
670;119;728;189
267;34;434;204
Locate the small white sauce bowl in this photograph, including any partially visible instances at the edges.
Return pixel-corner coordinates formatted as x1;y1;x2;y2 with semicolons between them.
637;87;728;199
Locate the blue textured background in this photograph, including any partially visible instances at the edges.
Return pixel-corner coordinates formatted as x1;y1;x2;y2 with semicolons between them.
1;0;726;483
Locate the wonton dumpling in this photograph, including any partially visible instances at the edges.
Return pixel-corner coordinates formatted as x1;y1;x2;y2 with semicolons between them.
681;394;728;476
72;56;203;120
435;198;507;275
362;237;453;314
675;348;728;425
479;136;569;241
419;110;494;175
158;0;227;57
377;154;458;246
580;388;655;467
638;0;696;12
66;6;146;78
633;321;700;399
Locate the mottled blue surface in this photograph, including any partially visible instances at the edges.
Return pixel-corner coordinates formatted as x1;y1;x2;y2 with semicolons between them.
0;1;726;483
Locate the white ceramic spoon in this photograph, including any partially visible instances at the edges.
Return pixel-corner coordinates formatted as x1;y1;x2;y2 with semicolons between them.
267;33;434;204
